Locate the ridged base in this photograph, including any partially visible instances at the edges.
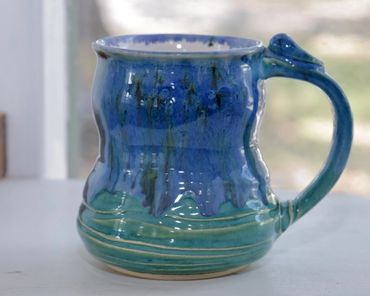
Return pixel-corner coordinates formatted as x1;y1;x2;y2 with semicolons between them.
78;225;273;277
107;264;248;280
78;192;280;278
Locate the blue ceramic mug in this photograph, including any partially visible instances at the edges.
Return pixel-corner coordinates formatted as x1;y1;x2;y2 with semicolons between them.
77;34;352;280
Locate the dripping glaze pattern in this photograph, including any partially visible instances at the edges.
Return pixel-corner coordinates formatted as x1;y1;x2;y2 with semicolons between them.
77;34;353;279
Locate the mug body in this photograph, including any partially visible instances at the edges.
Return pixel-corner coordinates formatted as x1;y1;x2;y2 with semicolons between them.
77;34;280;279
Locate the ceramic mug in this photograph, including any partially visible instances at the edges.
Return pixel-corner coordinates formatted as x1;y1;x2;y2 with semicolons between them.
77;34;353;280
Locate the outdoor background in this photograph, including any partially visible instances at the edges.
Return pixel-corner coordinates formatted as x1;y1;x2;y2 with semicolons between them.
69;0;370;196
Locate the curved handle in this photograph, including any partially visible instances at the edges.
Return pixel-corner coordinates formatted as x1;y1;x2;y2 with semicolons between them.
260;34;353;232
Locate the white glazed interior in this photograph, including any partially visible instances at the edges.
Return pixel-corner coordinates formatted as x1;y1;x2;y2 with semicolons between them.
115;40;232;52
94;34;263;56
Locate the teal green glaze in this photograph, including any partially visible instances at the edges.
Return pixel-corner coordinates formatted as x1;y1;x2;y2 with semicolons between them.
77;33;352;278
261;34;353;231
78;192;279;275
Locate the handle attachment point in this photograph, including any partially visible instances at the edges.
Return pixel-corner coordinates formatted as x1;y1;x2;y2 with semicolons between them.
261;34;325;81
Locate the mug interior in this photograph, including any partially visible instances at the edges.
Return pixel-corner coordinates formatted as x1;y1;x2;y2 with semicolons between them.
94;34;263;56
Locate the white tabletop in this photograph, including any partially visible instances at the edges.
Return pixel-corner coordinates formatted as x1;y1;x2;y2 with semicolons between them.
0;179;369;296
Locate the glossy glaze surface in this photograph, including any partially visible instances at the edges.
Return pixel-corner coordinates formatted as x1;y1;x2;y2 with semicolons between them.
78;34;352;277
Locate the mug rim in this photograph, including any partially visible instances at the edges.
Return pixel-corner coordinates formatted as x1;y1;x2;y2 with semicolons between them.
93;33;264;58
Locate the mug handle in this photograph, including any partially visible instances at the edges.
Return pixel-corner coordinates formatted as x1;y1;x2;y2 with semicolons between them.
260;34;353;232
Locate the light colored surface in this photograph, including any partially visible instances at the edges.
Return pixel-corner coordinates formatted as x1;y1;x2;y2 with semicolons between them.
0;179;369;296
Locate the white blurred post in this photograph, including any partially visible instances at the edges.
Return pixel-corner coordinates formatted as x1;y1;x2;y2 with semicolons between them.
0;1;44;177
42;0;68;178
0;0;68;178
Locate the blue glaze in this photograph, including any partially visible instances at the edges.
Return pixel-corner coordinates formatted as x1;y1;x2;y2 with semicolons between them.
85;35;271;217
78;34;352;278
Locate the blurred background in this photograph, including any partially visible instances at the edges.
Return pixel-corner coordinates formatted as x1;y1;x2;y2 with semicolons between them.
1;0;369;196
